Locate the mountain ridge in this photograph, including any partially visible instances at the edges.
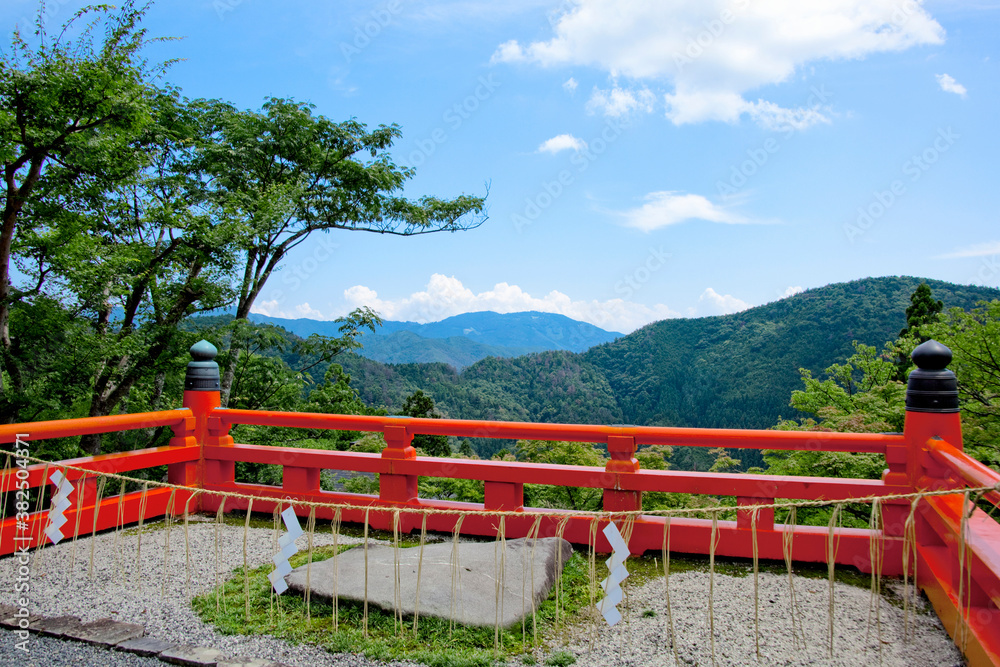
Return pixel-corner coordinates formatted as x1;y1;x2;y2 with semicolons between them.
335;276;1000;465
249;310;622;369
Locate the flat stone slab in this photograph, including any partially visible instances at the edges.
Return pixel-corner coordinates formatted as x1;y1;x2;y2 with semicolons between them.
64;617;144;646
0;610;42;628
116;636;178;656
30;614;83;637
160;644;228;666
218;658;292;667
286;536;573;628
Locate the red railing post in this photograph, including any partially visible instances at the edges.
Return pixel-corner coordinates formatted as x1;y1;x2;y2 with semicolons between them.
380;423;417;503
604;435;641;512
179;340;227;509
903;340;964;492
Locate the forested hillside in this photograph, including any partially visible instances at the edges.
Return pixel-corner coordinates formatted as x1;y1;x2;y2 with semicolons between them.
585;276;999;431
336;277;999;464
249;310;621;369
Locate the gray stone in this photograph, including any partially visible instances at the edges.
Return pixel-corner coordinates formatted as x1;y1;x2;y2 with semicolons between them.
286;536;573;628
30;614;83;637
159;644;228;666
64;617;144;646
116;635;178;656
217;658;290;667
0;610;42;628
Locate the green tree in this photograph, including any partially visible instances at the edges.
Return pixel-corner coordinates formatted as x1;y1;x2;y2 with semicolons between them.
401;389;450;457
197;98;488;405
923;302;1000;468
893;282;944;379
900;282;944;338
0;2;168;410
764;342;902;492
515;439;607;511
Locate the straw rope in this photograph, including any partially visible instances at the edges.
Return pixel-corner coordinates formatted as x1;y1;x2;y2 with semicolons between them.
750;506;761;661
330;507;342;630
412;512;427;636
662;516;679;665
708;510;721;666
866;499;885;665
3;451;999;665
305;506;317;622
7;453;996;524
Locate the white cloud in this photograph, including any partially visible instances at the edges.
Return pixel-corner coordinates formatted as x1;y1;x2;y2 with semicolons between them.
493;0;944;126
587;85;656;117
617;191;747;231
253;299;283;317
700;288;750;315
339;274;680;333
537;134;587;154
491;39;525;64
563;77;578;93
935;73;967;98
780;285;805;298
294;302;324;318
936;240;1000;259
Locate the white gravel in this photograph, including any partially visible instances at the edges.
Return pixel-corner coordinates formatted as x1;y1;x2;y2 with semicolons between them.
0;517;965;667
550;568;964;667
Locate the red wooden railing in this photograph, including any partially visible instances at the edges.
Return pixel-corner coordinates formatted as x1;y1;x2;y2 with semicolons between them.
0;339;997;665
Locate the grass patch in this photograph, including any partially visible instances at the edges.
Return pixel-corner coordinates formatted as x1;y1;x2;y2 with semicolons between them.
193;520;929;665
193;540;596;667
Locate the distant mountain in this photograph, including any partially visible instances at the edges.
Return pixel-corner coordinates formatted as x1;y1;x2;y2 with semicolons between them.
249;311;622;369
354;331;536;368
337;276;1000;465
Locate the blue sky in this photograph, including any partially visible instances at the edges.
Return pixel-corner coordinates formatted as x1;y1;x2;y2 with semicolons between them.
5;0;999;333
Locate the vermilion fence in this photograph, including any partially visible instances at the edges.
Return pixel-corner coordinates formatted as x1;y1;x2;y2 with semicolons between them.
0;339;997;665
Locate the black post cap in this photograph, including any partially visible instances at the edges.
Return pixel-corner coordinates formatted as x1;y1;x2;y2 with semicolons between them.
185;340;220;391
905;339;959;413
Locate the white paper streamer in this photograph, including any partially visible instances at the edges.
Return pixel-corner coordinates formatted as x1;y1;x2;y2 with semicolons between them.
268;506;304;594
596;522;630;626
45;470;74;544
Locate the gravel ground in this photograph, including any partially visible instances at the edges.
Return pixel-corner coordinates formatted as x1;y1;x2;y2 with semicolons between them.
0;517;965;667
553;568;965;667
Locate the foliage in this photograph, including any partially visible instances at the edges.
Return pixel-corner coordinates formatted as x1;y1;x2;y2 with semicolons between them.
763;341;900;488
922;301;1000;468
198;96;487;404
334;277;999;469
0;2;191;434
901;282;944;338
193;542;594;666
515;440;607;511
401;389;450;457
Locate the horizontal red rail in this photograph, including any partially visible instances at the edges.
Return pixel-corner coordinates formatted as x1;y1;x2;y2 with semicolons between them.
213;409;898;453
207;443;899;501
926;439;1000;508
0;409;193;444
0;444;201;489
200;480;900;574
0;487;185;556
